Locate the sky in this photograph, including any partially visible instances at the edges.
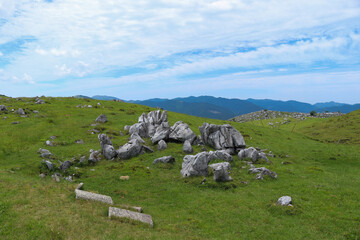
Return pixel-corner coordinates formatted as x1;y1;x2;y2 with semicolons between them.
0;0;359;103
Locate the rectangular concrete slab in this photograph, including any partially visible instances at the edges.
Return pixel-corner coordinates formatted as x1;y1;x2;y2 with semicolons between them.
108;207;153;227
75;189;113;205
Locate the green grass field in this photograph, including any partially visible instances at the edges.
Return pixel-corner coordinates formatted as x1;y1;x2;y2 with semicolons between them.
1;96;360;239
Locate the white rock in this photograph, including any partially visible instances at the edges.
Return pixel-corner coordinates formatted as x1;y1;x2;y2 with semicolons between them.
277;196;292;206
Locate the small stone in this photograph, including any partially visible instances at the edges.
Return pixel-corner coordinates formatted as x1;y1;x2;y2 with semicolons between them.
95;114;108;123
50;136;56;139
52;173;61;182
12;121;20;124
45;140;53;146
75;139;84;144
131;206;143;213
277;196;292;206
39;173;46;179
153;156;175;164
183;140;193;153
33;110;39;114
90;169;95;171
120;176;130;180
157;140;167;150
16;108;25;115
79;156;86;163
64;176;73;182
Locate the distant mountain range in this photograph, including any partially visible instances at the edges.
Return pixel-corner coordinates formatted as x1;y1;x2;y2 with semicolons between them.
74;95;360;120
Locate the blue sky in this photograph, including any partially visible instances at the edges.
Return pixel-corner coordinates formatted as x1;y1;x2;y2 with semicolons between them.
0;0;359;103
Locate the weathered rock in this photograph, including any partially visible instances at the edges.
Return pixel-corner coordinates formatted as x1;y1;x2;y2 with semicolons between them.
75;189;114;205
76;182;84;190
75;139;84;144
95;114;108;123
52;173;61;182
108;207;153;227
89;150;101;163
277;196;292;206
129;122;148;138
0;105;8;111
209;150;233;162
169;121;197;144
157;140;167;150
38;148;52;158
59;160;72;172
16;108;25;115
249;167;277;180
153;156;175;164
43;160;54;170
238;147;269;163
117;139;143;160
151;122;170;144
183;140;193;153
209;162;232;182
98;133;113;148
199;123;245;154
141;145;154;153
103;144;117;160
130;132;145;144
181;152;212;177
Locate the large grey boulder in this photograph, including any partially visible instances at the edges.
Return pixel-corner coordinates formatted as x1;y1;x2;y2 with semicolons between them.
277;196;292;206
157;140;167;150
209;162;232;182
59;160;72;172
199;123;246;155
153;156;175;164
183;140;193;153
209;150;233;162
0;105;8;111
130;132;145;144
181;152;212;177
103;145;117;160
129;110;168;139
108;207;153;227
129;122;148;138
95;114;108;123
169;121;197;144
117;139;143;160
16;108;25;115
151;122;170;144
249;166;277;180
238;147;269;163
75;189;114;205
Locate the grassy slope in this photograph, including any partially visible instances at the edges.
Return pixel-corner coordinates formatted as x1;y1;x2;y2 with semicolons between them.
0;97;360;239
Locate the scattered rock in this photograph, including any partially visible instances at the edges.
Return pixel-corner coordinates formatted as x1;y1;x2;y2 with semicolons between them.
209;162;232;182
95;114;108;123
157;140;167;150
79;156;86;163
16;108;25;115
38;148;52;158
75;139;84;144
75;189;114;205
151;122;171;143
52;173;61;182
0;105;8;111
183;140;193;153
130;206;143;213
153;156;175;164
119;130;124;136
277;196;292;206
89;150;101;163
59;160;73;172
108;207;153;227
141;145;154;153
209;150;233;162
181;152;212;177
45;140;53;146
238;147;269;163
98;134;116;160
120;176;130;180
50;135;56;139
117;139;143;160
43;160;54;170
35;98;45;104
249;166;277;180
169;121;197;144
33;110;39;114
39;173;46;179
11;121;20;125
130;132;145;144
89;129;100;134
199;123;246;155
64;176;73;182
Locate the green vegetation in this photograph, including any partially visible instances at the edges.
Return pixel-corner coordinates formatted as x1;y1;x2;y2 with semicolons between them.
0;96;360;239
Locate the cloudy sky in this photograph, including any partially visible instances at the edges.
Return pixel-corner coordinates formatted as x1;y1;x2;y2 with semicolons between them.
0;0;359;103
